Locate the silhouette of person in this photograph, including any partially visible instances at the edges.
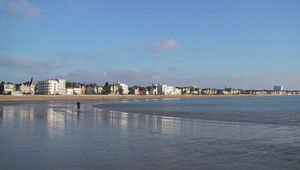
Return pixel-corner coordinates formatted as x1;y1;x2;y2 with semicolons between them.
76;101;80;110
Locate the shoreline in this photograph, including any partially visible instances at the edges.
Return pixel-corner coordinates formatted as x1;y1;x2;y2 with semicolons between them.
1;94;299;103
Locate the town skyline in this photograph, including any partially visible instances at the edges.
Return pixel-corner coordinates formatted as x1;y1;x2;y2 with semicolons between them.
1;0;300;89
0;77;297;91
2;77;298;96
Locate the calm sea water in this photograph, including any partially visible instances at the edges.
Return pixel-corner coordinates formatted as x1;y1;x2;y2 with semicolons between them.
1;96;300;169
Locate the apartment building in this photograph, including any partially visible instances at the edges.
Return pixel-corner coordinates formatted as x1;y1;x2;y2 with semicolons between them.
38;79;66;95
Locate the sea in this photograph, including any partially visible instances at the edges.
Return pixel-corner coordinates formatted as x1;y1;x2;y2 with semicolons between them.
1;96;300;169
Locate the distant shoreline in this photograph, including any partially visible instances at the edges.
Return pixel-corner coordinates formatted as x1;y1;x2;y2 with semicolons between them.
1;94;299;103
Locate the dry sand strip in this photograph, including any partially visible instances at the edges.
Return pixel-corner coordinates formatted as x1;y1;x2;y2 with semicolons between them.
0;94;294;103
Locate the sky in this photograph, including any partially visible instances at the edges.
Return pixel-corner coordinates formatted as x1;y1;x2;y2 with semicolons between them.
0;0;300;89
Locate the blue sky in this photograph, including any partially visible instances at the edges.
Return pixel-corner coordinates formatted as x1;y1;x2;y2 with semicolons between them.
0;0;300;89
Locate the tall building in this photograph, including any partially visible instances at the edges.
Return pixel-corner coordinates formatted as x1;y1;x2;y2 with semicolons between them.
38;79;66;95
157;84;181;95
58;79;66;95
274;85;283;92
117;82;129;95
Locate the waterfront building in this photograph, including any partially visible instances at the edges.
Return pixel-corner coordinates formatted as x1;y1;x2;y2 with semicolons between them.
195;88;202;95
58;79;66;95
274;85;283;92
66;87;82;95
85;86;98;94
0;82;16;95
185;86;201;95
85;84;98;95
252;90;268;95
273;85;283;95
190;86;197;92
129;87;139;95
148;84;158;95
139;87;148;95
81;86;86;95
15;77;36;95
157;84;181;95
224;88;240;95
97;86;104;94
66;88;74;95
109;84;118;95
182;87;191;95
202;88;217;95
217;89;230;95
145;89;149;95
117;82;129;95
74;87;82;95
38;79;66;95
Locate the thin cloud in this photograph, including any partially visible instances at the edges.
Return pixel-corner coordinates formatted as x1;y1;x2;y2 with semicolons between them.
6;0;40;21
57;52;105;60
152;39;182;53
63;69;300;90
63;69;184;86
0;56;60;74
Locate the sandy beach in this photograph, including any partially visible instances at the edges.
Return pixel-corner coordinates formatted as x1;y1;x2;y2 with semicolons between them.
0;94;297;103
1;96;300;169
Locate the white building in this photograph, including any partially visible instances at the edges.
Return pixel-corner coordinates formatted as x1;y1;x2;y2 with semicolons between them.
149;84;158;95
58;79;66;95
0;82;15;95
116;82;129;95
66;88;73;95
17;77;35;95
38;79;66;95
97;86;104;94
157;84;181;95
66;87;82;95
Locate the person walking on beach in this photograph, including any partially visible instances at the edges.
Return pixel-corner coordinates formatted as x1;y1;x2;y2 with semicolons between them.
76;101;80;110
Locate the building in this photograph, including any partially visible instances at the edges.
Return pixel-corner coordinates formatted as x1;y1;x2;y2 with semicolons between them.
0;82;15;95
117;82;129;95
148;84;158;95
138;87;148;95
109;84;118;95
182;86;201;95
129;87;139;95
85;86;98;94
224;88;240;95
17;77;36;95
97;86;104;94
66;88;74;95
66;87;82;95
274;85;283;92
217;89;230;95
182;87;191;95
58;79;66;95
157;84;181;95
202;88;217;95
38;79;66;95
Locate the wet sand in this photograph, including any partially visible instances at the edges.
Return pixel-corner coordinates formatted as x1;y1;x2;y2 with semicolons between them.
1;99;300;169
0;94;293;103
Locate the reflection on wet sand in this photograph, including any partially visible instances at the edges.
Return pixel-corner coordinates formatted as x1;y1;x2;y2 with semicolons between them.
1;104;35;122
1;101;300;169
1;102;300;140
0;102;198;138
